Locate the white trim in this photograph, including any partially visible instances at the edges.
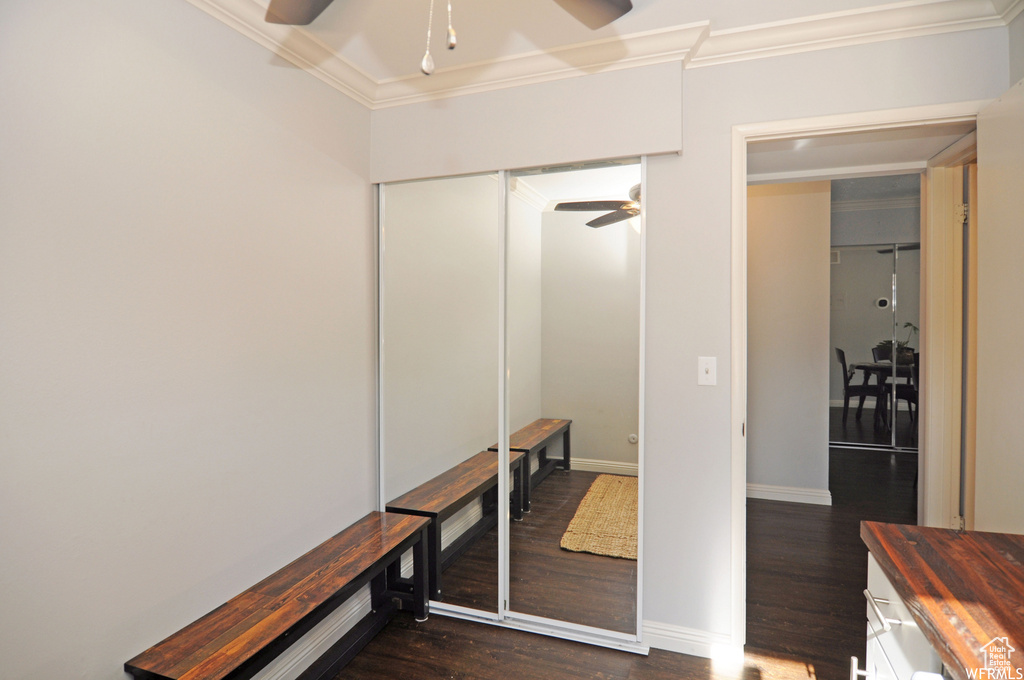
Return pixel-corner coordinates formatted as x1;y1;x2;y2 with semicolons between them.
182;0;377;108
731;99;987;664
746;483;834;506
252;588;371;680
642;620;731;659
729;125;748;652
185;0;1014;108
636;154;648;640
372;23;710;109
1001;0;1024;22
433;605;648;653
748;161;928;185
572;457;639;476
689;0;1008;69
509;178;550;212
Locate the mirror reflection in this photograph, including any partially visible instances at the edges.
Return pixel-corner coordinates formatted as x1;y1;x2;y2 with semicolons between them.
381;173;501;613
506;162;641;634
379;159;642;637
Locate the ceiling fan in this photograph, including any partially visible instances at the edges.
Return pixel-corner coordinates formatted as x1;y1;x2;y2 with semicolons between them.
265;0;632;27
554;183;640;228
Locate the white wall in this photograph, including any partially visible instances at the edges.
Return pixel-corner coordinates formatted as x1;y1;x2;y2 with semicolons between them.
370;62;684;183
746;182;831;494
1010;11;1024;86
975;78;1024;533
0;2;375;679
371;26;1009;649
508;192;545;431
540;211;641;466
381;175;502;499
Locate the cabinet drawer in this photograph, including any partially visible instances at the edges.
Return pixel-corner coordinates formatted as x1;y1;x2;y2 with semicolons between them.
867;554;942;680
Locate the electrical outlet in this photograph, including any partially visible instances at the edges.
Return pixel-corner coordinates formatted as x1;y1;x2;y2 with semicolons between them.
698;357;717;386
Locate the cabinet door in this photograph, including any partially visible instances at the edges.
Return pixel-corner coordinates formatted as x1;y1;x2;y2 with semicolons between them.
867;632;900;680
867;554;943;679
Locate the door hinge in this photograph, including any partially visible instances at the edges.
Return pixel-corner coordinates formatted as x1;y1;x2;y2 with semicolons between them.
952;515;966;531
955;203;968;224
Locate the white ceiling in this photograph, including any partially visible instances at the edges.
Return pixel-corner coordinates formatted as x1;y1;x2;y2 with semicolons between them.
256;0;885;82
241;0;1020;84
747;121;978;183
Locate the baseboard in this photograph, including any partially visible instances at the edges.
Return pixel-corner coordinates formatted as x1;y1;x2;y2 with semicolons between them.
829;398;912;411
746;483;832;506
252;588;371;680
642;620;732;659
572;457;639;476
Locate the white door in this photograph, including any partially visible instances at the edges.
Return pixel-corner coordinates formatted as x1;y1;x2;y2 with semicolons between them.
973;78;1024;533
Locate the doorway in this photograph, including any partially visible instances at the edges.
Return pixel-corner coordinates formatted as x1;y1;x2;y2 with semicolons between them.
731;103;981;669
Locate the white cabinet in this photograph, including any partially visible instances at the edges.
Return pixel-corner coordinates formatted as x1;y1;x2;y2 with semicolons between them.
861;553;943;680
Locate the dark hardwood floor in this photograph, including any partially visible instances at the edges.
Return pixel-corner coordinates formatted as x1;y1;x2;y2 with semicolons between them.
829;404;917;449
334;448;917;679
442;470;637;632
746;447;917;679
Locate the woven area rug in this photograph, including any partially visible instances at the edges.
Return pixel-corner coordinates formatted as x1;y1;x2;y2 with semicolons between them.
560;474;638;560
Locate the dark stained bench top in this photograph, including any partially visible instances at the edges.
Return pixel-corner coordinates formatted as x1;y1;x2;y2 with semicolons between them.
491;418;571;452
125;511;429;680
386;449;524;521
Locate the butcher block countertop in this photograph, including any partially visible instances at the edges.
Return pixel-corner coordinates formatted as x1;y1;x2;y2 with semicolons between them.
861;521;1024;680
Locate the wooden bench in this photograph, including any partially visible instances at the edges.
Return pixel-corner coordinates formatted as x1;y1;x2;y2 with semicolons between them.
125;511;429;680
490;418;571;511
386;449;525;601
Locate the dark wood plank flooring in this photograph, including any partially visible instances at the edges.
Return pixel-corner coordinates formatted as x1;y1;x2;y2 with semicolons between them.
441;470;636;632
334;448;917;679
829;404;917;449
746;447;917;679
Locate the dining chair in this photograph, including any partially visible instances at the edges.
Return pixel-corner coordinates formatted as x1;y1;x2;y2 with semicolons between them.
884;351;919;425
835;348;877;426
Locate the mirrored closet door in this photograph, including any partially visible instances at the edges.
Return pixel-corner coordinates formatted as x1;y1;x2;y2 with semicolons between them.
504;162;641;635
380;173;502;613
379;159;643;643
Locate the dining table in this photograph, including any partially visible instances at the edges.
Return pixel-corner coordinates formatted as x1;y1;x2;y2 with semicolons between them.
848;360;913;428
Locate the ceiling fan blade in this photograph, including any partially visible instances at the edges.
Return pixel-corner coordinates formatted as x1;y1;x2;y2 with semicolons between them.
587;210;635;228
555;200;630;212
551;0;633;29
265;0;335;25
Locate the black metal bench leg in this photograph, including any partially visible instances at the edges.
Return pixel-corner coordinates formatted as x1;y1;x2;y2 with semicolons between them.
427;520;442;601
511;461;524;521
413;527;429;622
562;429;571;471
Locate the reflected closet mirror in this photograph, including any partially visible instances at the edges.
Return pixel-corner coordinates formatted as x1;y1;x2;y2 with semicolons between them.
379;158;644;646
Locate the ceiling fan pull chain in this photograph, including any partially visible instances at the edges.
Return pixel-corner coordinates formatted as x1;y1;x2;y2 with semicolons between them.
421;0;436;75
446;0;457;49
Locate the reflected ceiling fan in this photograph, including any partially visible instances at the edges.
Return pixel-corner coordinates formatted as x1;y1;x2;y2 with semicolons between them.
265;0;632;27
554;183;640;228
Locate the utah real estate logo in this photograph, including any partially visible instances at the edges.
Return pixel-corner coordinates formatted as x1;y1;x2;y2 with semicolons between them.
968;637;1022;679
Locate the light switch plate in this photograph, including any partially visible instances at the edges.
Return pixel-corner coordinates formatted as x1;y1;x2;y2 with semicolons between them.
698;356;717;386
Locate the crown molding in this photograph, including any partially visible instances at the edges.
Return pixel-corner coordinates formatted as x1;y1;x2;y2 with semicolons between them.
370;23;710;108
183;0;377;106
185;0;1016;108
510;178;552;212
1001;0;1024;22
689;0;1010;68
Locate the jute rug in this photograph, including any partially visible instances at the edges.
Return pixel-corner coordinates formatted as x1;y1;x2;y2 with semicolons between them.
560;474;638;560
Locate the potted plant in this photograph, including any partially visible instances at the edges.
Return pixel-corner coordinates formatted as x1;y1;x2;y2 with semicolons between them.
874;322;919;364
